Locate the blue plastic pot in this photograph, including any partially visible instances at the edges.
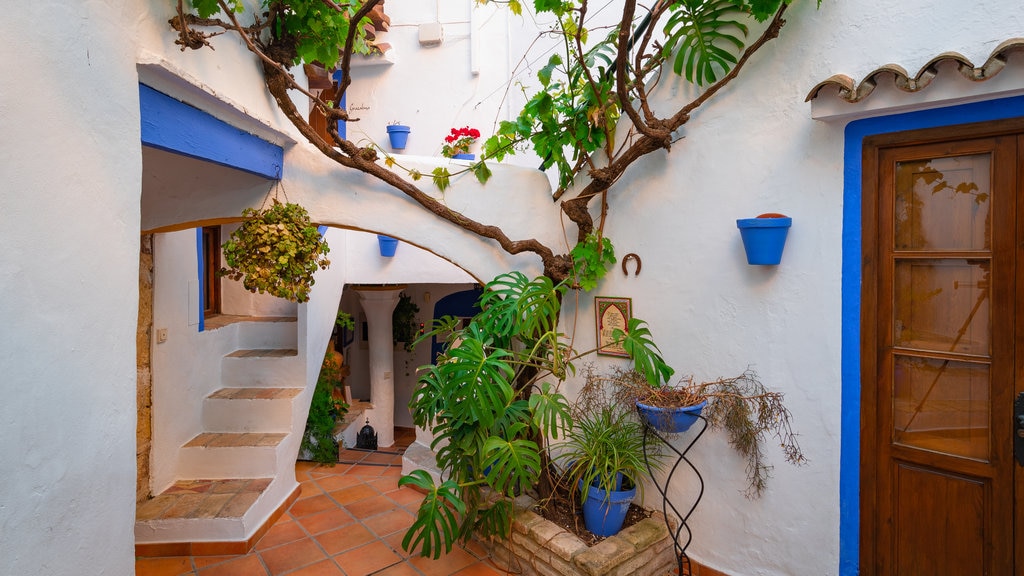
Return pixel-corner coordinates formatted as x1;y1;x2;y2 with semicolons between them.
580;477;636;537
452;153;475;160
636;400;707;433
386;124;410;150
377;235;399;257
736;215;792;265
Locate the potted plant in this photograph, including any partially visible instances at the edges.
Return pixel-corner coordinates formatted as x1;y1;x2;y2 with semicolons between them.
219;198;330;303
611;366;807;498
736;212;792;265
441;126;480;160
392;292;420;352
386;121;411;150
558;366;662;537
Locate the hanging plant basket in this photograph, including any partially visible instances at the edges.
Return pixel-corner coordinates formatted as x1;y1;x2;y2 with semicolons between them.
736;213;792;265
219;199;330;303
636;400;707;433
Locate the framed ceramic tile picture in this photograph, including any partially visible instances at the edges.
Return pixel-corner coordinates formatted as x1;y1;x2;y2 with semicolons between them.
595;296;632;357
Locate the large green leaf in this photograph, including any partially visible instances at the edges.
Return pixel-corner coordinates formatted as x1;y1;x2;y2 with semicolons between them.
662;0;749;85
399;471;466;560
613;317;675;386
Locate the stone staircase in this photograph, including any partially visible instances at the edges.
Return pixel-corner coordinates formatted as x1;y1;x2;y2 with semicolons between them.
136;316;308;555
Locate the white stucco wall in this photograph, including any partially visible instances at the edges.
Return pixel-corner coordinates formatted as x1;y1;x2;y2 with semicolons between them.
0;2;142;575
3;0;1023;574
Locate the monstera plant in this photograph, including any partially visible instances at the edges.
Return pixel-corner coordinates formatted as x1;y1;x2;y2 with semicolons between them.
398;272;672;558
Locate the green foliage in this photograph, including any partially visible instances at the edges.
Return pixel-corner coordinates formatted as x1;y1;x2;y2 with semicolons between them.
569;233;615;291
614;318;675;387
220;199;330;303
401;271;669;557
189;0;243;19
335;309;355;332
559;380;652;504
301;350;348;464
393;292;420;352
186;0;376;67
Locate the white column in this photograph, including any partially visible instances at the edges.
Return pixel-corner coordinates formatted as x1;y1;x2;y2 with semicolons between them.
355;286;404;448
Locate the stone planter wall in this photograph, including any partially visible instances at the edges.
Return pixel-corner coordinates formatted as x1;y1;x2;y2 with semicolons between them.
478;500;677;576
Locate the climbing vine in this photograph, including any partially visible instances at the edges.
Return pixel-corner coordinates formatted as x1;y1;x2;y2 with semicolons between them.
170;0;815;283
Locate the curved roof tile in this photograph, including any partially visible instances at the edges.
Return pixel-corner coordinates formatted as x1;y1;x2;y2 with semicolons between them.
806;38;1024;103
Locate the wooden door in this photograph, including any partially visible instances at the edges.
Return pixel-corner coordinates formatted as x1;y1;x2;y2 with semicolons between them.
862;125;1024;575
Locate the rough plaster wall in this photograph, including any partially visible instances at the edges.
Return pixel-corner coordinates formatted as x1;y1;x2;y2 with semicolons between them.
0;1;141;574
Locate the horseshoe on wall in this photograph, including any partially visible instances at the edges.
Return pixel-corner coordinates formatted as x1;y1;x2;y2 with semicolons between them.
621;253;642;277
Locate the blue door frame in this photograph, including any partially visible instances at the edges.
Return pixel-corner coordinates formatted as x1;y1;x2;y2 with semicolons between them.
839;94;1024;575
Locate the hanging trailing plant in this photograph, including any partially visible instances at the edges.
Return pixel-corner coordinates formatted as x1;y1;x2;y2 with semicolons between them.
392;292;420;352
219;198;330;302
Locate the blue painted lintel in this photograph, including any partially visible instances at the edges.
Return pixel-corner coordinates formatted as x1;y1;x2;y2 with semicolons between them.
139;84;283;180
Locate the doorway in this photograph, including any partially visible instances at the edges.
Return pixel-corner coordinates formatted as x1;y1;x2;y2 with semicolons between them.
861;120;1024;574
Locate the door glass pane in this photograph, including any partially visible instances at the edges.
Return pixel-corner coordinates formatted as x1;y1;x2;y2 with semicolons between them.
893;355;990;461
894;154;991;251
893;259;990;356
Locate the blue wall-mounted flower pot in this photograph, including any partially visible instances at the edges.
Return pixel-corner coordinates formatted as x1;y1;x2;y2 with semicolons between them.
386;124;410;150
377;235;399;257
452;153;475;160
736;214;792;265
636;400;707;433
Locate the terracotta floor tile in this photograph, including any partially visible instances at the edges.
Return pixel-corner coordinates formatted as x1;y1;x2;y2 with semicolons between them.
196;554;268;576
192;556;235;569
256;520;307;550
332;541;402;575
134;556;193;576
313;473;361;493
329;483;379;505
344;464;388;477
371;562;422;576
382;532;414;559
380;467;404;477
217;492;259;518
298;481;325;500
314;524;376;555
452;561;505;576
368;476;400;493
408;546;477;576
259;538;327;575
345;495;398;520
363;508;415;538
295;507;354;535
388;487;425;508
283;558;345;576
289;494;339;518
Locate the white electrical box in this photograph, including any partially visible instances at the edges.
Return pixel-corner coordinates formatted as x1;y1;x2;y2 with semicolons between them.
418;22;443;46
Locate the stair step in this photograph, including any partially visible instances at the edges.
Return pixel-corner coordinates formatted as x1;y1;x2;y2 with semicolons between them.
207;387;302;400
203;315;297;331
184;432;286;448
136;478;272;522
225;348;297;358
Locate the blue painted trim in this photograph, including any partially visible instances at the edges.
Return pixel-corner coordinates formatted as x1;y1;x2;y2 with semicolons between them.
196;228;205;333
318;225;327;236
139;84;283;179
331;71;348;140
839;95;1024;576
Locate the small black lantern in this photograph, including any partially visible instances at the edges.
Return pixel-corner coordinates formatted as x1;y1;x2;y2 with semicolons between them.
356;418;378;450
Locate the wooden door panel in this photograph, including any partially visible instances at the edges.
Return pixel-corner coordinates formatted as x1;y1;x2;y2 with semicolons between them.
893;462;986;576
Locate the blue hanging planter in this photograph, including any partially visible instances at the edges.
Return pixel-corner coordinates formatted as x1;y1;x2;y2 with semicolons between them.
579;478;636;537
377;235;399;257
636;400;707;433
452;153;475;160
386;124;410;150
736;213;792;265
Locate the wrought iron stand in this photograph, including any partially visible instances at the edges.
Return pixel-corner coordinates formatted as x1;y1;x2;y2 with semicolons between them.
642;416;707;576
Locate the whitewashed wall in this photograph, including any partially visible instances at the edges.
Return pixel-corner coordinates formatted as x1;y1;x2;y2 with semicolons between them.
0;2;142;575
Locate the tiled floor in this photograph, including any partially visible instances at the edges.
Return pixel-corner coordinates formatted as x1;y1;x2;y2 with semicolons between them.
136;431;504;576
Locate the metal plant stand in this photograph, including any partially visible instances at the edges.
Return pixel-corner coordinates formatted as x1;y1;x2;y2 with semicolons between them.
642;416;708;576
